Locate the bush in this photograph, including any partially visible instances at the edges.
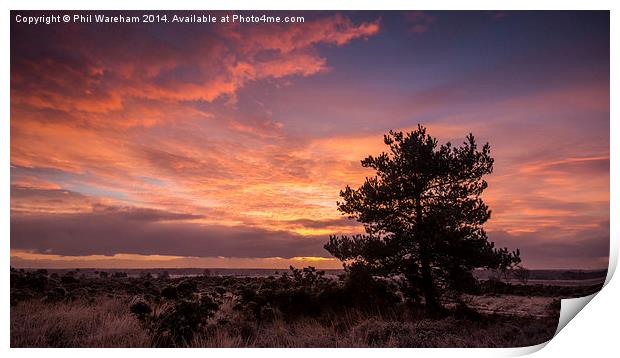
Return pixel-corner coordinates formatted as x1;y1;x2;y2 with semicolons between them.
130;296;152;319
131;293;219;347
11;269;49;292
43;287;68;303
60;275;79;285
234;265;402;321
161;285;178;299
341;263;401;309
176;279;197;298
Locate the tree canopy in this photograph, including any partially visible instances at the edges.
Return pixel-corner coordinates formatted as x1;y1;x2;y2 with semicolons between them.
325;125;520;310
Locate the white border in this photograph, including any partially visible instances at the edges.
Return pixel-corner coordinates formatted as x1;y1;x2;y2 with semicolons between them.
1;0;618;10
3;1;618;357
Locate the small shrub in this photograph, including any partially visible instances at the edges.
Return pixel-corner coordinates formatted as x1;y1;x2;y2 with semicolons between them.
161;285;178;299
132;293;219;347
130;296;152;319
11;289;34;306
176;279;197;298
60;275;78;285
214;286;226;296
43;286;67;303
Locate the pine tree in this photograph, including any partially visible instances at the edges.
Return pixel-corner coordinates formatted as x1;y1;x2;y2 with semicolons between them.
325;125;520;311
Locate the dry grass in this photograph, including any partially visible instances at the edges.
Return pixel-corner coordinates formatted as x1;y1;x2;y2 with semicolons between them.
11;298;149;347
463;294;557;318
191;313;557;348
11;296;558;348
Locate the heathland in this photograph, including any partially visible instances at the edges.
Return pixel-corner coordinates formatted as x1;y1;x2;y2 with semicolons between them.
10;267;605;348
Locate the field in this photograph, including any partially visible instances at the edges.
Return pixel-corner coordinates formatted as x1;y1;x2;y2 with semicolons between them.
10;267;606;348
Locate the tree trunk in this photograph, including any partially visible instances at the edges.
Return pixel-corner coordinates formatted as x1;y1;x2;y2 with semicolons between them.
415;193;440;312
420;245;440;312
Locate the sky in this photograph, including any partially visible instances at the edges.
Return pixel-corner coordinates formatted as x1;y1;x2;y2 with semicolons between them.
10;11;609;269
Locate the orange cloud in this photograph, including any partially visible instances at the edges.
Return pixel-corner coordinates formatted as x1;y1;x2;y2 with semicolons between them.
238;14;380;54
11;13;380;124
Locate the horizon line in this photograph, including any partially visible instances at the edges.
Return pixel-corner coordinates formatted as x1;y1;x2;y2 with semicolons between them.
11;266;610;272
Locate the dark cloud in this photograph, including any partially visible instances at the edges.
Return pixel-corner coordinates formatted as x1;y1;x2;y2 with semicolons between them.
11;186;86;200
10;209;328;258
91;204;204;222
488;221;609;268
10;185;96;214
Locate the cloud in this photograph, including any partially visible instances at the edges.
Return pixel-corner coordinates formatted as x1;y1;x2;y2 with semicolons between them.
11;12;380;123
10;208;328;258
90;205;204;222
11;186;97;214
488;221;609;269
519;155;609;175
237;13;380;53
227;117;284;138
404;11;436;34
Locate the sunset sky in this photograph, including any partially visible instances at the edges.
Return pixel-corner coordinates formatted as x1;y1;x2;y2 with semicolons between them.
10;11;609;269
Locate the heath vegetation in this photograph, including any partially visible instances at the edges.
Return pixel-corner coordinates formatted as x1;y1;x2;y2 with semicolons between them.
10;266;604;347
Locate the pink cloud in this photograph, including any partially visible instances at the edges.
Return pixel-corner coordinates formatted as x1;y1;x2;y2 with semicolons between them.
11;13;380;122
404;11;436;34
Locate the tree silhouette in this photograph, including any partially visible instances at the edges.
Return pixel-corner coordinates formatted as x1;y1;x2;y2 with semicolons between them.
325;125;520;311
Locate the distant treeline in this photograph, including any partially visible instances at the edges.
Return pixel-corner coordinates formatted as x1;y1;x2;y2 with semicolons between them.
12;267;608;280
